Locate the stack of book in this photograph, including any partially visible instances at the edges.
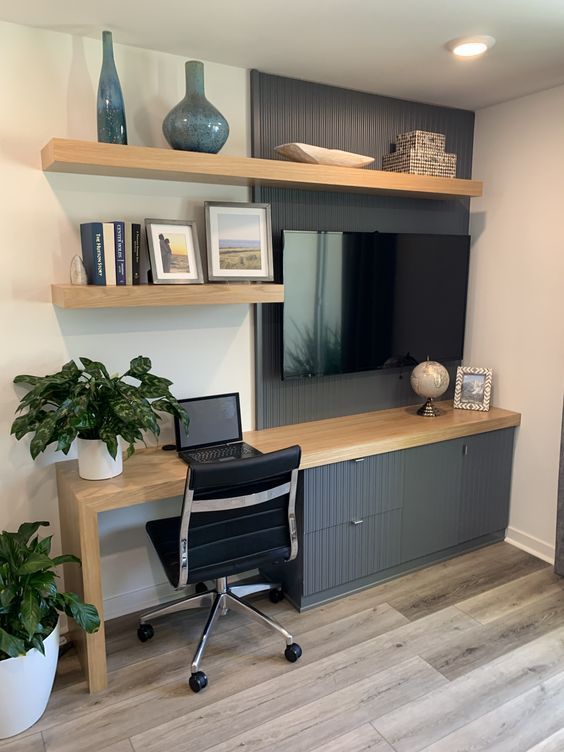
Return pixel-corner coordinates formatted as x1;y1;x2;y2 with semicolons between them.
381;130;457;178
80;222;141;285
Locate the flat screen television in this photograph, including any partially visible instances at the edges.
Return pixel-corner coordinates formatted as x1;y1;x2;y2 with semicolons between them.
282;230;470;379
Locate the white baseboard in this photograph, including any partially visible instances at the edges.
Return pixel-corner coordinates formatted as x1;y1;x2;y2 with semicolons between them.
103;582;183;621
103;570;260;621
505;526;555;565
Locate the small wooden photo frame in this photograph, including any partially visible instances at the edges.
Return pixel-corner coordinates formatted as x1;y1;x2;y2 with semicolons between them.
204;202;273;282
145;219;204;284
453;366;493;411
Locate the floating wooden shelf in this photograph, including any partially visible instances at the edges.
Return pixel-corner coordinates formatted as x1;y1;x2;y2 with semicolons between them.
51;283;284;309
41;139;482;200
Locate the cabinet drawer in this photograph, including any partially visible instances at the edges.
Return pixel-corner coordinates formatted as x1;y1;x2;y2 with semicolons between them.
303;451;405;533
303;509;402;596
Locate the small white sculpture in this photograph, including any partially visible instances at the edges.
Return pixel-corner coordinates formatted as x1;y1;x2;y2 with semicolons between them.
274;142;374;168
70;255;88;285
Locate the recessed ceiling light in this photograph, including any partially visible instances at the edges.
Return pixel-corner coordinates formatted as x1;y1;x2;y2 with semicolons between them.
447;36;496;58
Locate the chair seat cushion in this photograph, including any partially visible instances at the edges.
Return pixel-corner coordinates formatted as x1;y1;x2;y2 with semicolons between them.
146;515;291;587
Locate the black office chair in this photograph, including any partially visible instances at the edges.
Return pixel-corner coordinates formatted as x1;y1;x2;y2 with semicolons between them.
137;445;302;692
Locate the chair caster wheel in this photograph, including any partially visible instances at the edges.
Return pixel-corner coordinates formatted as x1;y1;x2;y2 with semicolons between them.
195;582;208;594
189;671;208;693
284;643;302;663
269;588;284;604
137;623;154;643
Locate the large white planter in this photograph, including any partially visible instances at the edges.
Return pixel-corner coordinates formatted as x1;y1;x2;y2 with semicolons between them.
77;437;123;480
0;620;60;739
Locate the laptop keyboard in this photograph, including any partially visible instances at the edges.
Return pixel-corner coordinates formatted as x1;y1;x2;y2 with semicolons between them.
183;444;258;464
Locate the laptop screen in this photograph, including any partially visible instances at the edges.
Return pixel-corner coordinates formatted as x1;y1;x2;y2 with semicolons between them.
174;393;243;451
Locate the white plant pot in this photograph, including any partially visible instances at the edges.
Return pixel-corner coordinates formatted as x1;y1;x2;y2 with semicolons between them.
0;620;60;739
77;438;123;480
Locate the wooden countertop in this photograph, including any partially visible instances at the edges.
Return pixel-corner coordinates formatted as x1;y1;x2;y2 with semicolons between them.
56;401;520;514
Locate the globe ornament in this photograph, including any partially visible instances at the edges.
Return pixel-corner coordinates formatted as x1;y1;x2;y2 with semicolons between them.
410;359;450;417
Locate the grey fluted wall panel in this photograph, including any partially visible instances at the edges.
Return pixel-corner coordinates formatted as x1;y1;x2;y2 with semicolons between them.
251;71;475;428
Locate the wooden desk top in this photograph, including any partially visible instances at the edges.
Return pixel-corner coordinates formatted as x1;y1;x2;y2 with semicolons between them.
56;401;520;514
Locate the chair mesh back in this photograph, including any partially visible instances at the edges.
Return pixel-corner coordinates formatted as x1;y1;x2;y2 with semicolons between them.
186;446;300;581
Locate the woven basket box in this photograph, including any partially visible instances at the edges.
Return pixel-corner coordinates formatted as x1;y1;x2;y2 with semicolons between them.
382;149;457;177
394;130;446;152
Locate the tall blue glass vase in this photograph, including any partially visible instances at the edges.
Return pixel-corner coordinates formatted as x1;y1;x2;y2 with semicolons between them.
163;61;229;153
97;30;127;145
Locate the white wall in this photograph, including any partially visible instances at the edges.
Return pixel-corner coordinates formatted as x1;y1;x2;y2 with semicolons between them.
468;85;564;562
0;20;252;616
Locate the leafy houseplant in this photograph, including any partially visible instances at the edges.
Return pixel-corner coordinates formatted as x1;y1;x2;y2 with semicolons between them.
0;521;100;660
0;521;100;737
11;356;189;477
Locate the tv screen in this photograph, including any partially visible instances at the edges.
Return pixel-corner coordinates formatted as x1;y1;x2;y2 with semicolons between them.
282;230;470;379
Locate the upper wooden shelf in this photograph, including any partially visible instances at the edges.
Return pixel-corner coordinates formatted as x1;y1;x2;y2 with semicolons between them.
51;283;284;309
41;139;483;200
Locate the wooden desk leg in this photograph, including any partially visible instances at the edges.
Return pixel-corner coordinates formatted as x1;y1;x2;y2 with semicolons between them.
58;481;107;693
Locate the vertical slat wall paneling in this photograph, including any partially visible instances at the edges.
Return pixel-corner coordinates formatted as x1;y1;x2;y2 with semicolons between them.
250;71;475;429
459;429;515;543
401;438;464;562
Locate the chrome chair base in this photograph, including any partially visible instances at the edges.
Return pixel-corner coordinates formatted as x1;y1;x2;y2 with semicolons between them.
138;578;299;686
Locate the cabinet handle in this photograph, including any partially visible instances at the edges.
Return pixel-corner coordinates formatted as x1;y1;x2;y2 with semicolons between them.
350;519;364;526
353;458;366;463
463;444;468;456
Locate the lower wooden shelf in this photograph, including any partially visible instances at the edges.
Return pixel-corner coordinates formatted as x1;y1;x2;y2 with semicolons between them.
51;283;284;309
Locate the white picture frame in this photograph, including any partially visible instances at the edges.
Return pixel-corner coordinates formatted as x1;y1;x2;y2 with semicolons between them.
145;219;204;284
204;202;274;282
453;366;493;411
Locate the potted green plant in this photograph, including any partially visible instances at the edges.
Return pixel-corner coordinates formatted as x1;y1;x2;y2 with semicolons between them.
11;356;189;480
0;521;100;738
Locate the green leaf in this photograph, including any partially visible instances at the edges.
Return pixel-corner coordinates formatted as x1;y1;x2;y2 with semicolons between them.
28;571;57;597
51;554;81;566
34;534;53;555
79;357;110;380
13;374;43;386
0;587;15;610
16;521;49;545
17;553;54;575
137;374;173;398
59;593;100;633
20;590;41;639
126;356;152;378
0;627;26;658
30;635;46;656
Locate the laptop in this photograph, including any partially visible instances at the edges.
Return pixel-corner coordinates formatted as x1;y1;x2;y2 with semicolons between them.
174;392;262;464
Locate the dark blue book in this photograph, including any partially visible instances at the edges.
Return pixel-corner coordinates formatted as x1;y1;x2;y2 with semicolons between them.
80;222;106;285
131;223;141;284
113;221;126;285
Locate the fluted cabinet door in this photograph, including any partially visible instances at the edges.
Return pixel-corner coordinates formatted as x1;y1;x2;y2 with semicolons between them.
458;429;514;543
401;439;464;562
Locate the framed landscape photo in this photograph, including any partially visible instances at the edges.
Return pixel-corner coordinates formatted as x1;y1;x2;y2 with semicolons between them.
145;219;204;284
204;202;273;282
453;366;493;411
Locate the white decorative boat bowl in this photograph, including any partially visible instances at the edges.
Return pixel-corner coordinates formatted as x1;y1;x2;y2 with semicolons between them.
274;142;374;168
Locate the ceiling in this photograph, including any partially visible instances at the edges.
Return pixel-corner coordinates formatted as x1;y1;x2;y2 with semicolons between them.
2;0;564;109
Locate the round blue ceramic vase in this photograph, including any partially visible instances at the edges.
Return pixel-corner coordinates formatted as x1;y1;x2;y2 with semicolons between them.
163;61;229;153
97;30;127;145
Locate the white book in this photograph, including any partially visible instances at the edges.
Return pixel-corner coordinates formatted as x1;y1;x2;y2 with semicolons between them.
102;222;116;286
124;221;133;285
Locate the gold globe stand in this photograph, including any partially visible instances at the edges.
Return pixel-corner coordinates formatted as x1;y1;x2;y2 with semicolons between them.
416;398;442;417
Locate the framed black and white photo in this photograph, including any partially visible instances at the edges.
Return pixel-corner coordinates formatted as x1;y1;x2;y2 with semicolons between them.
204;202;273;282
453;366;493;411
145;219;204;284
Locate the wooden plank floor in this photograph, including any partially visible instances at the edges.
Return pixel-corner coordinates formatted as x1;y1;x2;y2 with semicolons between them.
3;543;564;752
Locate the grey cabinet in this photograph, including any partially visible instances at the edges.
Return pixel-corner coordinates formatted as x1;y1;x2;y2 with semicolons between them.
458;429;514;543
401;438;464;562
263;427;515;610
